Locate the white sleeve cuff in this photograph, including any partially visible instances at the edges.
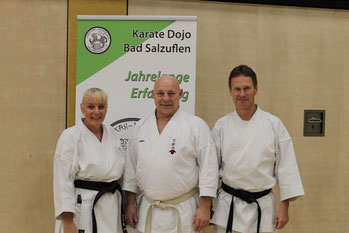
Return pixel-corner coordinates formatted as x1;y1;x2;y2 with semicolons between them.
199;187;217;198
55;203;76;219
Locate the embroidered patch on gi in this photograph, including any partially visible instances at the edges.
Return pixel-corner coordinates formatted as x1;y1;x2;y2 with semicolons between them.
168;138;177;156
78;229;85;233
77;194;82;204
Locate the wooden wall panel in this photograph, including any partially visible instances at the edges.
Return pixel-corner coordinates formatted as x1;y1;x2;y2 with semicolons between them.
0;0;67;232
67;0;127;127
129;1;349;232
0;0;127;232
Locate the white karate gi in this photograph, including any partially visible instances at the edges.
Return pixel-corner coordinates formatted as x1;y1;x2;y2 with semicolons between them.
54;119;125;233
211;107;304;233
123;108;218;233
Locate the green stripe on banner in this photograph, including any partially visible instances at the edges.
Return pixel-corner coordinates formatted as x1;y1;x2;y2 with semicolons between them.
76;20;175;85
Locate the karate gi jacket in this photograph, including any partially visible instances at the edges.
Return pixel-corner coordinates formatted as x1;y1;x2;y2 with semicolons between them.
123;108;218;233
53;119;125;233
211;107;304;233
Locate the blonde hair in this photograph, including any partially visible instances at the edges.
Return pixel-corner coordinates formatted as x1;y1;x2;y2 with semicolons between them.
81;88;108;105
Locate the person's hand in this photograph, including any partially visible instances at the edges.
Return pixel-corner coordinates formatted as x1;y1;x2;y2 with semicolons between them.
274;200;289;229
125;192;138;228
62;212;77;233
192;196;212;232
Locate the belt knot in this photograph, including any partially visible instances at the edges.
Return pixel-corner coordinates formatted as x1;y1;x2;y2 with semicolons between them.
153;200;169;210
143;187;198;233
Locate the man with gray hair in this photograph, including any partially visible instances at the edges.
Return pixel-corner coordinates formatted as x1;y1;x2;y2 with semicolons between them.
123;75;218;233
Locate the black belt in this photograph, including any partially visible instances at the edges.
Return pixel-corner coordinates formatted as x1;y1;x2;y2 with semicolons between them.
221;182;271;233
74;180;128;233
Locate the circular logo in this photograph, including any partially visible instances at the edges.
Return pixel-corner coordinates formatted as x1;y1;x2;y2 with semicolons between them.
111;118;140;151
84;27;111;54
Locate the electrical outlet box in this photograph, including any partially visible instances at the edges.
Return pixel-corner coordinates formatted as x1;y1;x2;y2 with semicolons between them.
303;110;325;136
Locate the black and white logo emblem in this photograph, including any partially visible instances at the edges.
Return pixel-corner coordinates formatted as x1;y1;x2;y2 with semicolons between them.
111;118;140;151
84;27;111;54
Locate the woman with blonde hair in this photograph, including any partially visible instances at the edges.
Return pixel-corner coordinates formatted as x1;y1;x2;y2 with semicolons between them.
53;88;127;233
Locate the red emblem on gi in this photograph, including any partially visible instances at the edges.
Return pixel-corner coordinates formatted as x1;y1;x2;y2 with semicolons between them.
169;138;176;155
169;149;176;155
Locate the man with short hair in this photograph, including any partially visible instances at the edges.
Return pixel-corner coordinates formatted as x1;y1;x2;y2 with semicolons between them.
123;75;218;233
211;65;304;233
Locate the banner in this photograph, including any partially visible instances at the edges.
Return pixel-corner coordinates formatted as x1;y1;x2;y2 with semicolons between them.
76;16;197;149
